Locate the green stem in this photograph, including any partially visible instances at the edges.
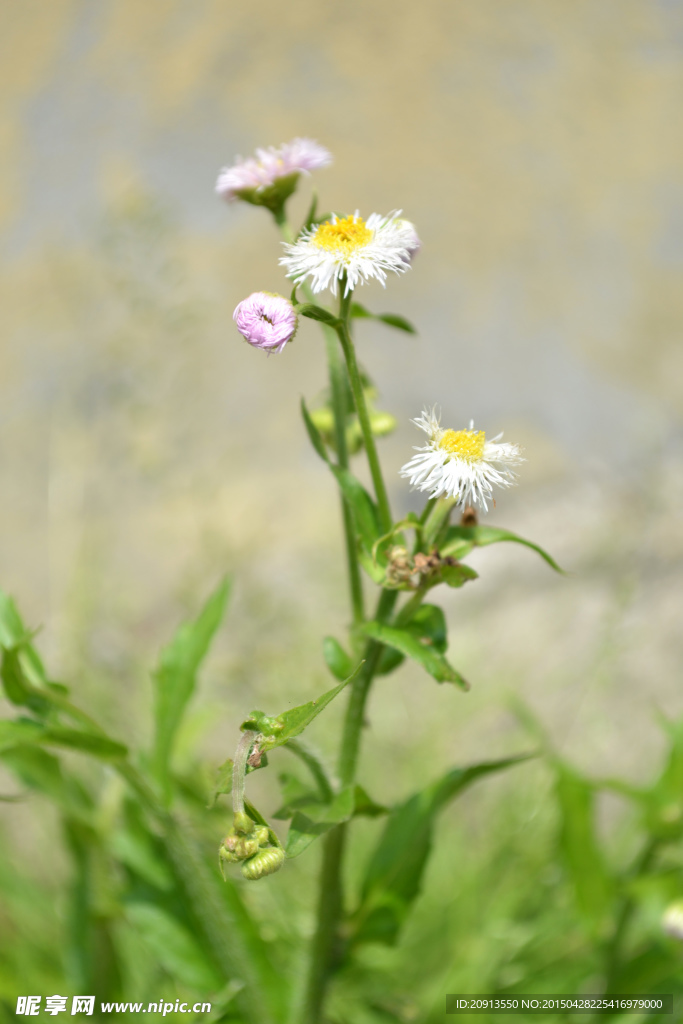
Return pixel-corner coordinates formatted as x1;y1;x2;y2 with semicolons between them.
335;289;393;534
299;588;398;1023
232;730;256;815
275;211;364;624
323;324;365;624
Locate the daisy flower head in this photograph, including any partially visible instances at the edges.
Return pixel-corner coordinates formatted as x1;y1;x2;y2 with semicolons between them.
400;408;525;512
280;211;417;296
233;292;298;354
216;138;331;209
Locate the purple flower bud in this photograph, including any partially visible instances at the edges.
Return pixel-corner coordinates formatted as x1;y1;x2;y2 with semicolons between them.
233;292;298;354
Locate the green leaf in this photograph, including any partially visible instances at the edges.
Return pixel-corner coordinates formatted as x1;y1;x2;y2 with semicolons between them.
295;303;340;327
361;618;469;690
0;590;30;649
554;762;615;935
330;467;381;555
42;726;128;760
353;784;388;818
350;302;417;334
301;398;331;463
0;718;44;751
323;636;354;681
126;902;223;991
0;718;127;760
440;525;564;573
440;562;479;588
109;800;174;890
640;716;683;840
0;745;92;819
351;754;533;946
285;786;355;858
152;579;231;802
241;664;362;753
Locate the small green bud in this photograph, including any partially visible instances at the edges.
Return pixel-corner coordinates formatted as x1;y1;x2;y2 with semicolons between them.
233;811;254;835
241;846;285;880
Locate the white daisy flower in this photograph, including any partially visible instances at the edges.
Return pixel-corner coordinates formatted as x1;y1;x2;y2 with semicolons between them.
400;408;525;511
280;211;415;296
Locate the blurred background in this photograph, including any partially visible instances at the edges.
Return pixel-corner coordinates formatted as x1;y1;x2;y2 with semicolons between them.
2;0;683;1015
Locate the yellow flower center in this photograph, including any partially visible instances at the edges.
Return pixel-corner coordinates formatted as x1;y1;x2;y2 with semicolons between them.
438;428;486;462
313;215;372;255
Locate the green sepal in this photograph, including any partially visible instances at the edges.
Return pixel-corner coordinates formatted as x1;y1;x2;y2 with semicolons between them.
294;303;340;327
350;754;534;946
440;525;565;573
350;302;417;334
323;636;354;681
236;171;300;212
240;664;362;753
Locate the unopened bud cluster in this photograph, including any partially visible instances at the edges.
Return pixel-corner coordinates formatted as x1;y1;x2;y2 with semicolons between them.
219;810;284;881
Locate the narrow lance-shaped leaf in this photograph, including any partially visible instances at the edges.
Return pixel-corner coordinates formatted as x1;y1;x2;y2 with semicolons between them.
351;754;534;946
152;578;231;802
241;663;362;753
301;398;330;463
350;302;417;334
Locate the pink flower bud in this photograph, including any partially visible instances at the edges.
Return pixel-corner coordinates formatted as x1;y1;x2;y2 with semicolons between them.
233;292;298;354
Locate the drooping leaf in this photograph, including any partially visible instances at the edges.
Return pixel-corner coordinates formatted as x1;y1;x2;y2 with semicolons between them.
125;902;223;991
350;302;417;334
152;579;231;802
351;755;533;945
440;525;564;573
554;761;615;935
241;664;361;753
361;619;468;690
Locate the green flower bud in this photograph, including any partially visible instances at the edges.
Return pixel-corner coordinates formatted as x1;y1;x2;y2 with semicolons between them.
240;846;285;880
233;810;254;835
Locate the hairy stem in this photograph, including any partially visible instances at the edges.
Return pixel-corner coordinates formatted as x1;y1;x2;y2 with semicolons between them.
335;289;393;534
232;729;256;816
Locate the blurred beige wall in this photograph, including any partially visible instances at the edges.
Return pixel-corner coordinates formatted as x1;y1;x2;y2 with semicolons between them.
1;0;682;777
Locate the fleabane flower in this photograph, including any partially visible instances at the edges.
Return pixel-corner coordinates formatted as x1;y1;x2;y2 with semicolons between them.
216;138;331;207
400;408;524;511
280;211;416;296
233;292;298;354
394;218;422;263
